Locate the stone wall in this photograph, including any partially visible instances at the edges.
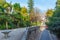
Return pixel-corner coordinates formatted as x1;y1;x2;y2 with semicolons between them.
26;26;40;40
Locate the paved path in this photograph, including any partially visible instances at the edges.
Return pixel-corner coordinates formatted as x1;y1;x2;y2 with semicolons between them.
40;30;52;40
0;28;27;40
38;30;57;40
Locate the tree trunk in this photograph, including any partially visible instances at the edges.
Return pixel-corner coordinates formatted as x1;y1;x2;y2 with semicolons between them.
31;21;32;26
6;21;8;29
17;21;20;28
36;20;37;26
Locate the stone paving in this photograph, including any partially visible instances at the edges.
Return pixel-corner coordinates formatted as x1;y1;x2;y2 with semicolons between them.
0;28;27;40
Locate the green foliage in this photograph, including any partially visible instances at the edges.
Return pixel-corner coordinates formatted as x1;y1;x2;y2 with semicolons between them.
0;0;32;30
46;1;60;38
0;25;6;30
13;3;21;12
28;0;34;13
0;0;6;5
0;6;5;12
46;9;53;17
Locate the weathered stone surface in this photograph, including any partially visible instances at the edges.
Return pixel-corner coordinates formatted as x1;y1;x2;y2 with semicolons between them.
26;27;58;40
0;27;58;40
0;28;26;40
26;26;40;40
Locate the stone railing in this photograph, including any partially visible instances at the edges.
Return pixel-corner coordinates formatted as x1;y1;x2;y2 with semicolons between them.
26;26;40;40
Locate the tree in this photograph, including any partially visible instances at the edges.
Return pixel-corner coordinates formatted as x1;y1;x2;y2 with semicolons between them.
28;0;34;13
46;9;54;23
30;8;41;26
0;1;12;29
0;5;5;13
34;8;41;26
0;1;14;29
0;13;13;29
3;2;12;29
12;3;22;27
13;3;21;13
0;0;6;13
0;0;6;5
21;7;28;16
46;9;54;17
21;7;31;27
46;0;60;38
28;0;34;26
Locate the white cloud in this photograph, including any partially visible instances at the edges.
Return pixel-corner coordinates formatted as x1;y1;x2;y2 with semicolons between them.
20;3;28;8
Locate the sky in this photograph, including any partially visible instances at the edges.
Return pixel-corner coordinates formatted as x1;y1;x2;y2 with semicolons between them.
6;0;57;12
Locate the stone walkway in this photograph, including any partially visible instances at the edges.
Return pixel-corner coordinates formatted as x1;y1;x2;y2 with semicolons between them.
0;28;27;40
38;30;58;40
